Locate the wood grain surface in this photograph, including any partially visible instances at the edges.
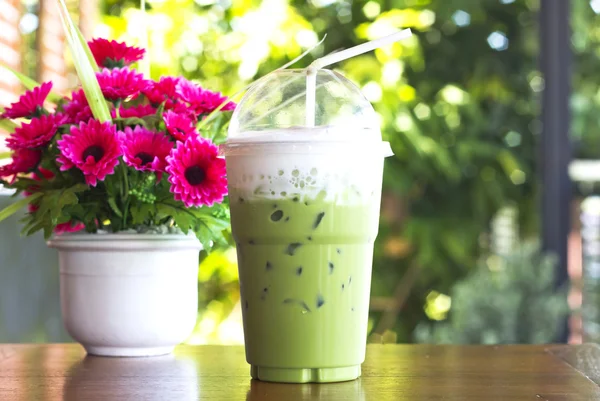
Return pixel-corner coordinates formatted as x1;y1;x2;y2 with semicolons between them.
0;344;599;400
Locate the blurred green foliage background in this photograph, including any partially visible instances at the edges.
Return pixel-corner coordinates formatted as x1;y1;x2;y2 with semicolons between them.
78;0;587;343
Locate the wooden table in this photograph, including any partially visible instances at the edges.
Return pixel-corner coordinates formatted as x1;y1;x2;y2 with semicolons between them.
1;344;599;400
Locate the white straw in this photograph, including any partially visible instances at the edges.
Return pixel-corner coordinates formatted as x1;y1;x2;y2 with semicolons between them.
305;69;317;127
308;28;412;71
278;34;327;71
304;28;412;127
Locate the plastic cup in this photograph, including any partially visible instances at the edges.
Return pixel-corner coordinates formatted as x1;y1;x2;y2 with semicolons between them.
221;69;392;383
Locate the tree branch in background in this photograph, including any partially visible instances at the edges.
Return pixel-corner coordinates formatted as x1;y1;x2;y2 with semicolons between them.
373;262;421;336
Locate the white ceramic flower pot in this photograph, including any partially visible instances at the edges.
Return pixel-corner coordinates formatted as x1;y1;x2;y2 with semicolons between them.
47;233;201;357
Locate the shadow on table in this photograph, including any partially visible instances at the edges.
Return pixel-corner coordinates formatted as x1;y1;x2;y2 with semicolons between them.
62;353;198;401
247;378;365;401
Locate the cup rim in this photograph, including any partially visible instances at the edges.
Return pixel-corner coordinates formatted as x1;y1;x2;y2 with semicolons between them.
220;140;393;157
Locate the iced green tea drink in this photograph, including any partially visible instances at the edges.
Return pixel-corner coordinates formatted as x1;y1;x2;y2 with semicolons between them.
222;69;392;383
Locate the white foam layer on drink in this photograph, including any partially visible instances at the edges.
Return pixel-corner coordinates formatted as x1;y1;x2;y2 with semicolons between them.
225;126;380;144
224;128;386;205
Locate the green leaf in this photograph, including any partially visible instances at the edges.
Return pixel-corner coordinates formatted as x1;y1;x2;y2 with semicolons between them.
0;119;17;132
58;191;78;207
19;213;36;234
31;184;88;226
76;27;100;72
155;102;165;117
0;193;42;223
194;212;230;231
43;221;54;239
201;111;232;144
24;221;46;237
51;189;80;221
156;203;193;232
1;66;63;103
67;183;90;193
193;223;213;251
191;209;230;250
62;204;86;220
119;117;148;128
141;114;161;127
0;151;11;160
130;203;154;224
108;198;123;217
57;0;111;123
36;193;59;219
2;177;43;191
173;212;192;233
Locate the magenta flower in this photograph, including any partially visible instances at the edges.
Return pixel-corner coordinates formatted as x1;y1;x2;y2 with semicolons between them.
6;114;63;150
166;136;227;207
120;126;173;172
175;79;236;115
88;38;145;69
163;110;196;142
111;104;156;119
31;167;54;183
143;76;182;106
54;221;86;234
57;120;122;186
96;67;151;101
1;82;53;119
0;149;41;183
62;89;93;124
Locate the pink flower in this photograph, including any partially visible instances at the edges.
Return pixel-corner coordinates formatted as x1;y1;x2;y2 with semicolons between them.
143;77;201;119
163;110;196;142
88;38;145;69
143;76;182;106
111;104;156;119
6;114;62;149
166;136;227;207
120;126;173;172
54;221;86;234
62;89;93;124
0;149;41;183
170;102;199;122
57;120;122;186
1;82;53;119
96;67;151;101
175;79;235;115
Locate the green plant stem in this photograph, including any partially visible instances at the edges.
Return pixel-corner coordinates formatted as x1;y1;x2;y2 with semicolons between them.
120;163;129;227
122;198;130;228
120;164;129;199
0;193;42;223
114;100;124;130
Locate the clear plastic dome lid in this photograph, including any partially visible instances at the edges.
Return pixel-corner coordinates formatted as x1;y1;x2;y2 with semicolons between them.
226;69;382;144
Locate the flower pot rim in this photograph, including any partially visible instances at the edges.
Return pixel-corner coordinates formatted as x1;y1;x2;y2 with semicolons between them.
47;231;202;251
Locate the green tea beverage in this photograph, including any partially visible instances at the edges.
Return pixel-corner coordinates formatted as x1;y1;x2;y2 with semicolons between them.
222;69;392;383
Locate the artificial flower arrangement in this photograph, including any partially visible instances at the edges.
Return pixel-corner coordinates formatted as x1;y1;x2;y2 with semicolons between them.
0;36;234;249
